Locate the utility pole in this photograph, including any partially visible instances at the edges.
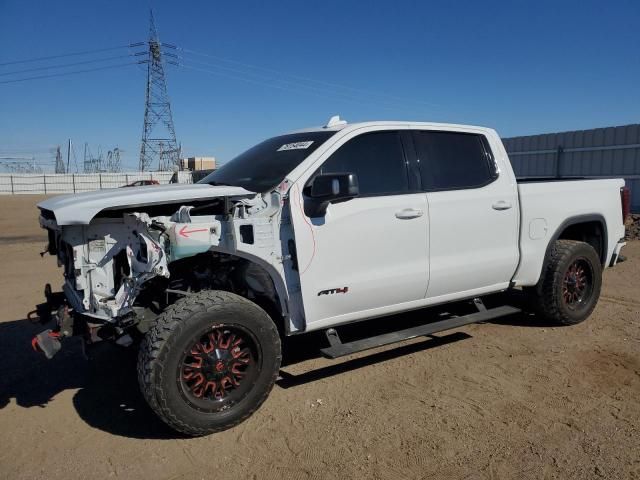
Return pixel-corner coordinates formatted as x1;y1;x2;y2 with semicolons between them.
139;9;179;172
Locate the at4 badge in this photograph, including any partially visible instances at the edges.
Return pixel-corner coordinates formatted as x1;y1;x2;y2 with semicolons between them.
317;287;349;296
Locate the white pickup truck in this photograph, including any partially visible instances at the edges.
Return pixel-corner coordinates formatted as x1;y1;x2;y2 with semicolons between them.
34;117;627;435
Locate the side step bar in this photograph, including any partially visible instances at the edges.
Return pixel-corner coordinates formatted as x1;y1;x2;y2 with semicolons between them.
320;305;521;359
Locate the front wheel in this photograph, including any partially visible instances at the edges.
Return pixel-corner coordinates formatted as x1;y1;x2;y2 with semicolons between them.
528;240;602;325
137;290;281;436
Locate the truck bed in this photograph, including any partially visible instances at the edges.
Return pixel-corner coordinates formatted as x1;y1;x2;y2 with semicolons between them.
512;178;626;286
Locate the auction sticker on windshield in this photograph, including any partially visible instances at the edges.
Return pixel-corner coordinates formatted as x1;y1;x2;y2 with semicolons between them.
277;141;314;151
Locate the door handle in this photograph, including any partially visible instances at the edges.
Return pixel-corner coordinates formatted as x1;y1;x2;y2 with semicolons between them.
395;208;424;219
492;200;512;211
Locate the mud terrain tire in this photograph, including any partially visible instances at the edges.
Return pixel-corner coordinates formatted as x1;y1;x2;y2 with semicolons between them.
528;240;602;325
137;290;281;436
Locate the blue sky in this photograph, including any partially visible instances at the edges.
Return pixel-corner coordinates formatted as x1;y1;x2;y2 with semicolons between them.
1;0;638;171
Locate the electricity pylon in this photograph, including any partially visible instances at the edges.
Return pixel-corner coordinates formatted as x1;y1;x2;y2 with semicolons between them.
139;10;179;171
106;147;122;172
55;146;66;173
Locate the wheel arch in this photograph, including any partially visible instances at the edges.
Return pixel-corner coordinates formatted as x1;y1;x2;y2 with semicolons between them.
542;214;608;273
225;250;291;335
167;250;293;336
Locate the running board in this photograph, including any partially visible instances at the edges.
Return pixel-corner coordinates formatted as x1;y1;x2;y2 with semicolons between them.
320;305;521;359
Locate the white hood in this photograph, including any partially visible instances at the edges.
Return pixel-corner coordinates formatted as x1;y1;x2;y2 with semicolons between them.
38;183;255;225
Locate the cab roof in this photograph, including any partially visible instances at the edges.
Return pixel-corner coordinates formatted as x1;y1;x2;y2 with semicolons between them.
289;115;494;135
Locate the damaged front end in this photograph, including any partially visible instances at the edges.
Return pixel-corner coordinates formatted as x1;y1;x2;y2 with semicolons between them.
33;211;176;355
31;184;288;357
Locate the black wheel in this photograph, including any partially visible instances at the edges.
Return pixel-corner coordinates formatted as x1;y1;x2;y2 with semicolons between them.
137;290;281;436
528;240;602;325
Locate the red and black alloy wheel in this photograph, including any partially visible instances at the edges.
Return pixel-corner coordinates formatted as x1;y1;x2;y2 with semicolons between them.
561;258;594;309
178;325;261;412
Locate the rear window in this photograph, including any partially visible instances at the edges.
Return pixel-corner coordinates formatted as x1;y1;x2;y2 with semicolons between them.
413;131;496;191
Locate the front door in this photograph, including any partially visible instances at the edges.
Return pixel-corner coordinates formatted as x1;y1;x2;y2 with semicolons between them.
289;130;429;330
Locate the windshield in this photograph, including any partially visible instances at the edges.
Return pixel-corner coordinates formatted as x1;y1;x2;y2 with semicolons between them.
199;131;336;192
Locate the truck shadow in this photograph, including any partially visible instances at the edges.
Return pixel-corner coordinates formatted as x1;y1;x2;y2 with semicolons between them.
483;291;556;328
0;316;177;439
0;296;543;440
278;331;471;389
71;345;181;439
0;317;87;410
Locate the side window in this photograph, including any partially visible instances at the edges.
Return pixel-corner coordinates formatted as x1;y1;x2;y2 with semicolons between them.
413;131;496;191
318;131;409;196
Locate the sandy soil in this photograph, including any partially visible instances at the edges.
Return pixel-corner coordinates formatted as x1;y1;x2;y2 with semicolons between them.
0;195;638;480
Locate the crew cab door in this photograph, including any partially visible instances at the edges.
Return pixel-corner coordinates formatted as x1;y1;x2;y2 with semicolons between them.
410;128;519;300
289;129;429;329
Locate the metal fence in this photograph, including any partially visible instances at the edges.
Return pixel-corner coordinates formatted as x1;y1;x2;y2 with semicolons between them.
0;171;195;194
502;123;640;213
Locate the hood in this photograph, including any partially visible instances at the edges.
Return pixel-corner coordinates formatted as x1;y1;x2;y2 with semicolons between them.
38;183;255;225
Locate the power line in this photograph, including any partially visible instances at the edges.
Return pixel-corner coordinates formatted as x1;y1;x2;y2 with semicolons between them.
0;61;142;85
0;44;139;67
176;46;439;109
176;61;419;112
0;54;136;77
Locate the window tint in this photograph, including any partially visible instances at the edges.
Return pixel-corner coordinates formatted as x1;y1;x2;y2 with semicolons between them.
318;131;408;196
413;131;495;190
199;131;335;192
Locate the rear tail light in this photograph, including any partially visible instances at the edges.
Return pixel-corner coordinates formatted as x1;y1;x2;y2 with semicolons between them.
621;186;631;222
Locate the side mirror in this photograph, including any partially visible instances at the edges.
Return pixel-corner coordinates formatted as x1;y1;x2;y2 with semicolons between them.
305;173;359;217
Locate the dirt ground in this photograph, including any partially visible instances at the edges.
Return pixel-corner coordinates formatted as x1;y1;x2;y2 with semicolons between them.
0;195;638;480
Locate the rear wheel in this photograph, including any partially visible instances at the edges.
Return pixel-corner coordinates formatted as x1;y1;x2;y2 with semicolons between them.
528;240;602;325
137;290;281;436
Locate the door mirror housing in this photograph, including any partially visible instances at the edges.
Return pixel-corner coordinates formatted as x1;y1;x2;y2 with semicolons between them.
305;173;359;217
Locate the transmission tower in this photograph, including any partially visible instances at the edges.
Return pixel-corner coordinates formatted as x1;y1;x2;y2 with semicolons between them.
106;147;122;172
83;144;104;173
139;10;179;172
55;146;66;173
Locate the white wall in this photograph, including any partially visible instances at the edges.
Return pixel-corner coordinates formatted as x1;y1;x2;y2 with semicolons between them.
0;171;194;194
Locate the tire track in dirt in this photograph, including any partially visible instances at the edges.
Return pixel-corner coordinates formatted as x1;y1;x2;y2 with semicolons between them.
600;295;640;309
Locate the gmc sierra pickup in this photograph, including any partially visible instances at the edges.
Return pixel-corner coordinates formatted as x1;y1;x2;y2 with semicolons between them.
33;116;627;435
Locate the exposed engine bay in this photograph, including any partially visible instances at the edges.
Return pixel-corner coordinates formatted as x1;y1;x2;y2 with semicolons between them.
35;185;300;352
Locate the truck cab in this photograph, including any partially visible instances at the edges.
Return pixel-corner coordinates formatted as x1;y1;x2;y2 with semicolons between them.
283;120;520;331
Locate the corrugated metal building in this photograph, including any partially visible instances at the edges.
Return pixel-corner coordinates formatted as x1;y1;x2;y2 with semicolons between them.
502;124;640;212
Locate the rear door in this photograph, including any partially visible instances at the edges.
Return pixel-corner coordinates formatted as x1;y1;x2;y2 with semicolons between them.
289;129;430;329
411;129;519;300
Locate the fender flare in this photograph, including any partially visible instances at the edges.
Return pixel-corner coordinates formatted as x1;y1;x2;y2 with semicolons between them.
206;247;298;333
540;213;608;277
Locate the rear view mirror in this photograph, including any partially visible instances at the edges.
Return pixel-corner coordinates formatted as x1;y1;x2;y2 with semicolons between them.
305;173;359;217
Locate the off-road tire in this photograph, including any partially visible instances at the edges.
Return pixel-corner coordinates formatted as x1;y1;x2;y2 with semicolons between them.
137;290;281;436
528;240;602;325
